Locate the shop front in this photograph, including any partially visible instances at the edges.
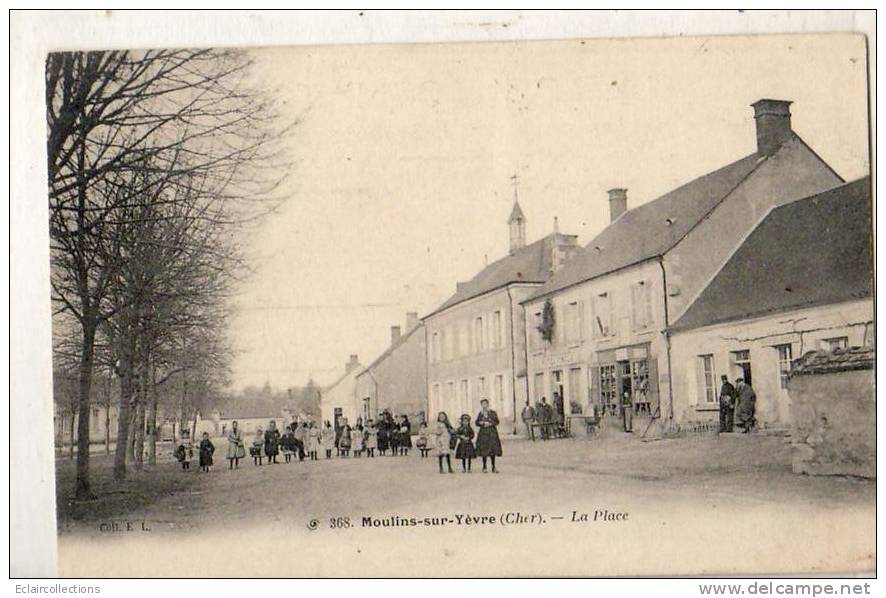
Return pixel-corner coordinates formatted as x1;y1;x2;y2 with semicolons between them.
591;343;659;423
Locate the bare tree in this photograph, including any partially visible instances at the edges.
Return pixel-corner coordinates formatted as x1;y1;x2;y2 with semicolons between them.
47;48;290;497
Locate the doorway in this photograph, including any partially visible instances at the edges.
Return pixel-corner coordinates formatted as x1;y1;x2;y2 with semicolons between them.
732;350;752;386
618;361;633;405
551;370;564;422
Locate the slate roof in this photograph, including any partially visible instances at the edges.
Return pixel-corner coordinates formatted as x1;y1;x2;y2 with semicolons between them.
671;177;872;332
425;232;578;318
790;345;874;377
359;323;424;375
525;152;766;301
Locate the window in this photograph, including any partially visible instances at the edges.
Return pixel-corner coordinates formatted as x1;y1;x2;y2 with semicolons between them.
821;337;849;352
631;281;653;331
599;364;619;415
458;325;470;356
593;292;614;337
476;376;487;401
494;375;504;412
568;367;582;409
459;379;470;414
565;301;584;345
432;384;441;414
699;355;716;403
774;344;793;390
474;317;485;352
444;327;455;360
490;311;503;349
445;381;455;408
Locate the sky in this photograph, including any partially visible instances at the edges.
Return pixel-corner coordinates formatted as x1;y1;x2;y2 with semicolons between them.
227;33;870;391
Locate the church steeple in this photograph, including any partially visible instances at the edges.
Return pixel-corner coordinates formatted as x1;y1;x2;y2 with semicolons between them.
507;173;526;254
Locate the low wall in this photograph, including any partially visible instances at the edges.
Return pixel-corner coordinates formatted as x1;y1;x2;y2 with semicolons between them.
789;369;875;478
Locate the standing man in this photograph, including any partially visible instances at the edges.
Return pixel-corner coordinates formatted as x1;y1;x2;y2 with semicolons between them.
521;402;536;438
539;397;553;439
621;391;633;433
734;378;757;433
718;375;736;433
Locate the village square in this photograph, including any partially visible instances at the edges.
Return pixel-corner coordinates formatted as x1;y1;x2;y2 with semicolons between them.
41;33;873;577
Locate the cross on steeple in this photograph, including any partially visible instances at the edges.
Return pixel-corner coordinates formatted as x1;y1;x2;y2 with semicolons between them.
510;172;520;202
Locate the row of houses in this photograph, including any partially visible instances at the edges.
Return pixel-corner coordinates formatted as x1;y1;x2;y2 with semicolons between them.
320;97;873;435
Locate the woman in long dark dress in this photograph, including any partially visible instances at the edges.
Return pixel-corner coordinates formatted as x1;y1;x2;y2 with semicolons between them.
377;413;390;455
475;399;502;473
264;420;281;464
398;414;412;456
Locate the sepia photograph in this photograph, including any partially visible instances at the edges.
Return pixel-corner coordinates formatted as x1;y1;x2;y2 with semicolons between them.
9;9;876;582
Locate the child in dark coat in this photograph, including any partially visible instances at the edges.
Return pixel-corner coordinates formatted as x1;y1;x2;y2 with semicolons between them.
454;414;476;473
198;432;215;472
416;422;430;458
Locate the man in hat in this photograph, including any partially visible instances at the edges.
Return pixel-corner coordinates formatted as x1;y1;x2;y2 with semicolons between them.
718;375;736;433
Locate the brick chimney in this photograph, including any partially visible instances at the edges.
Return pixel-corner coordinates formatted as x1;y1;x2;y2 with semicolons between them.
752;99;793;157
607;188;627;223
390;325;402;344
405;311;419;332
345;354;359;373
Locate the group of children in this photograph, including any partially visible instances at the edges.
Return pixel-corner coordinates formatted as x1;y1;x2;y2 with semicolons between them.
174;431;215;472
174;401;503;476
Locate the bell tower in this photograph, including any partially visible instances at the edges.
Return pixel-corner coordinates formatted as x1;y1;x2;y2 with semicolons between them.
507;173;526;254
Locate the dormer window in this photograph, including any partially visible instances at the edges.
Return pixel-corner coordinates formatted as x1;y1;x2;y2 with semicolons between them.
665;218;675;226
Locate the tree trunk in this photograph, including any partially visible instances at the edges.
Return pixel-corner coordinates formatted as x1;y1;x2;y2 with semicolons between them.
113;355;135;481
147;363;158;465
68;413;75;460
74;323;96;499
104;375;111;455
134;397;146;471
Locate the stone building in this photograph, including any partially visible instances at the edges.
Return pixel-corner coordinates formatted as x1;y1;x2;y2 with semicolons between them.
668;177;873;427
319;354;363;429
424;199;580;434
788;345;874;478
521;99;845;431
355;313;426;429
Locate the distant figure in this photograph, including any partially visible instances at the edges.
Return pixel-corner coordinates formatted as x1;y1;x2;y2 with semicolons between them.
350;422;364;458
308;422;321;461
198;432;215;472
621;391;633;433
226;420;245;469
433;412;455;474
321;420;336;459
363;419;378;458
250;428;264;466
293;421;307;461
475;398;502;473
280;425;296;463
175;431;194;470
521;403;536;437
339;418;352;457
553;392;565;425
735;378;757;433
539;397;554;439
388;412;400;457
719;375;737;433
416;422;430;457
264;420;281;464
454;414;477;473
377;411;390;455
398;415;412;456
